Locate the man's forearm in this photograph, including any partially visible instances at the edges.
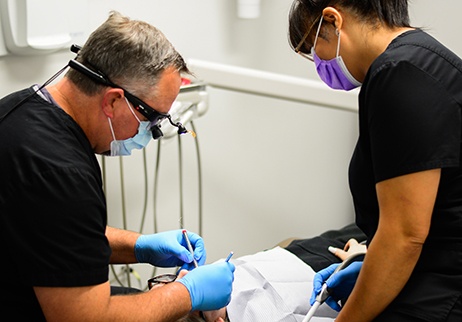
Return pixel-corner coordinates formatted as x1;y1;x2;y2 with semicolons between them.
106;226;140;264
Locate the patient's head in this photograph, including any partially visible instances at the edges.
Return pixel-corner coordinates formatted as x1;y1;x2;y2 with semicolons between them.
184;310;228;322
177;314;205;322
176;311;228;322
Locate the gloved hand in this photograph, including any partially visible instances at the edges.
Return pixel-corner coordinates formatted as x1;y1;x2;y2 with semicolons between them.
310;261;363;311
134;230;206;269
177;261;235;311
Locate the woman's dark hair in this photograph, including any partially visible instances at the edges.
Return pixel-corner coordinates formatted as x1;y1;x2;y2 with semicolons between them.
288;0;411;54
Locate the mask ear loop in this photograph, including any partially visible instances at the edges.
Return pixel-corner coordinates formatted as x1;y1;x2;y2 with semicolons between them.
335;28;341;58
107;117;117;141
125;97;142;124
312;16;324;52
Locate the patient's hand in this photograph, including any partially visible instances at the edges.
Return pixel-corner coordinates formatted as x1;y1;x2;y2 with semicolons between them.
328;238;367;261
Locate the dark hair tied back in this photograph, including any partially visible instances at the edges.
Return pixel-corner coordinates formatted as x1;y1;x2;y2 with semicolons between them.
288;0;410;52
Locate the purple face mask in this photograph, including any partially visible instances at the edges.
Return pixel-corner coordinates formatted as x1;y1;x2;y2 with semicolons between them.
312;18;362;91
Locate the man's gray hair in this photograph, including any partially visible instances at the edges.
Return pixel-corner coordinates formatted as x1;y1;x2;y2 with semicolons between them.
66;11;190;98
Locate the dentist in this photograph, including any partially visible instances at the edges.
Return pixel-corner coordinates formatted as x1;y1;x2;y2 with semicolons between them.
0;11;234;321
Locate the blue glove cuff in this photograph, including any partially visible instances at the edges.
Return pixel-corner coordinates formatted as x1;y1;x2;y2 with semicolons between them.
177;278;201;311
134;235;147;263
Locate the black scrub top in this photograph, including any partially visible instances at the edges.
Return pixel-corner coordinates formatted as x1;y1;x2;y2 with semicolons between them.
0;87;111;320
349;29;462;321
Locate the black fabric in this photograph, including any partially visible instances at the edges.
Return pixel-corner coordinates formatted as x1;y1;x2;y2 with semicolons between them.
0;87;111;319
351;28;462;246
285;223;367;272
373;268;462;322
349;29;462;320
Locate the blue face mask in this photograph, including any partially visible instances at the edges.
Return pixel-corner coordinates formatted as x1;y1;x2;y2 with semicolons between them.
108;98;152;156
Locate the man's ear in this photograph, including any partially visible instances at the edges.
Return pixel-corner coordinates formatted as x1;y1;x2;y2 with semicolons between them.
101;88;125;118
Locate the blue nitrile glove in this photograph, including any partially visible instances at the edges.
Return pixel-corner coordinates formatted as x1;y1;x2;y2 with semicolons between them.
177;261;235;311
134;230;206;269
310;261;363;311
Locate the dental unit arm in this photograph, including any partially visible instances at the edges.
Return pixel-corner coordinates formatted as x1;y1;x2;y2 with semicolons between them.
160;81;208;140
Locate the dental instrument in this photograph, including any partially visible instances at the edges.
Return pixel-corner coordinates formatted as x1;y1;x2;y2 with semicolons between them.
225;251;234;262
302;251;366;322
182;229;199;268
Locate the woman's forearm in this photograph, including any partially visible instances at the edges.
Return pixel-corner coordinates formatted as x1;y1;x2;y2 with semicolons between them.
335;226;423;322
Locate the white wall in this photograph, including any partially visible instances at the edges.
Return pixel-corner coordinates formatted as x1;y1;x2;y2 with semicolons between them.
1;0;460;284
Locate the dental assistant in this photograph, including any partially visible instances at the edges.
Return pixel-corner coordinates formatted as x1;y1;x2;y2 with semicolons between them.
288;0;462;321
0;11;234;321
